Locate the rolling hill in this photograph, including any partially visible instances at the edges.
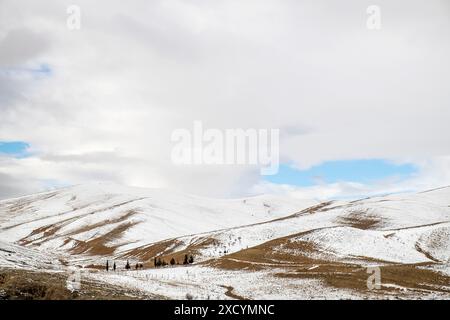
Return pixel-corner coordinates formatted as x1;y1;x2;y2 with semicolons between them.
0;183;449;299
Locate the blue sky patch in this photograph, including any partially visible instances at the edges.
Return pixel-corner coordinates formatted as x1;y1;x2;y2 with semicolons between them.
0;141;31;158
0;64;52;77
266;159;417;187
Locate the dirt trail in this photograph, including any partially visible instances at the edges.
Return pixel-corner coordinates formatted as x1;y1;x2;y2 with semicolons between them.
220;285;247;300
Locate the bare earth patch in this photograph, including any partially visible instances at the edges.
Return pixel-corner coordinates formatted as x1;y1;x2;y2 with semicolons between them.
336;209;384;230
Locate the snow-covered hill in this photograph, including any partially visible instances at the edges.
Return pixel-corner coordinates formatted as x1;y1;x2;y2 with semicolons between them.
0;182;317;256
122;187;450;266
1;183;449;299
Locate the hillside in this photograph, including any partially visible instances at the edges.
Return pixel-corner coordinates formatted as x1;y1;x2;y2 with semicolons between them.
121;187;450;266
0;182;316;257
0;184;449;299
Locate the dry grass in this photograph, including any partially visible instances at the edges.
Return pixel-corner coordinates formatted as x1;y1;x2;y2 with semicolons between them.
20;224;63;245
70;221;139;256
336;209;384;230
0;268;162;300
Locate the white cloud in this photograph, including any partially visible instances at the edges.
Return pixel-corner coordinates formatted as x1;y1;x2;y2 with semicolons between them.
252;156;450;201
0;0;449;199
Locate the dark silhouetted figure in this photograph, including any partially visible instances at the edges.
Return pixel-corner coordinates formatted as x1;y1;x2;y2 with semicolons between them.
183;254;188;265
125;260;131;270
189;255;194;264
106;260;109;272
113;261;116;272
170;258;175;266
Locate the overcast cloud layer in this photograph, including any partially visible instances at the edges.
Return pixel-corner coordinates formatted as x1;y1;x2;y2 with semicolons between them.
0;0;449;200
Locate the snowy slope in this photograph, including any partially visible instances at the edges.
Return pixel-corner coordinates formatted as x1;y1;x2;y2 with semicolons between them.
0;184;449;300
0;182;317;255
289;223;450;264
0;183;449;268
0;240;62;270
341;187;450;230
127;187;450;265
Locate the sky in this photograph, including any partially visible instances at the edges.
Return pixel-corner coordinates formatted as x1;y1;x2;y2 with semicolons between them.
0;0;450;200
265;161;416;187
0;142;30;156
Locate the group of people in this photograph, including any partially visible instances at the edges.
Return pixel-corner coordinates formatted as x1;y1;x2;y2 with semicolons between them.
105;260;143;271
105;254;194;271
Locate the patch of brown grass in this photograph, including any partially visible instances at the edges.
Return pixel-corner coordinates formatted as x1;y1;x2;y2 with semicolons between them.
0;269;75;300
336;209;384;230
20;224;64;245
209;234;322;270
70;221;139;256
0;268;162;300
